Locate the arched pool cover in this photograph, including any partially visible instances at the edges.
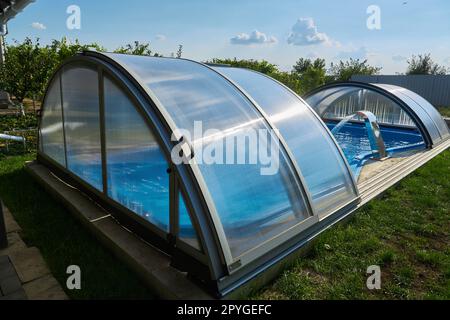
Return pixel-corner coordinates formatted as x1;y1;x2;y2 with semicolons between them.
39;52;360;282
305;82;450;148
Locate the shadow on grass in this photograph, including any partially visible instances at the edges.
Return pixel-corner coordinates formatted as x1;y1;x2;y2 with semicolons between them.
0;154;154;299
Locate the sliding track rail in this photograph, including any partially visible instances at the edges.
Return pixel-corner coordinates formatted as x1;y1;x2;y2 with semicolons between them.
357;139;450;205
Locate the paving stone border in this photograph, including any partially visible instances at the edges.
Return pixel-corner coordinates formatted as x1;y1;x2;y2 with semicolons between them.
0;255;27;300
0;202;68;300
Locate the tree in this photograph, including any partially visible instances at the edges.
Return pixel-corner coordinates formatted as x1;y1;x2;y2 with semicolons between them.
29;45;58;111
0;38;46;115
0;37;105;115
406;53;447;75
292;58;326;93
293;58;325;74
114;41;161;57
176;45;183;58
49;37;105;65
329;58;381;82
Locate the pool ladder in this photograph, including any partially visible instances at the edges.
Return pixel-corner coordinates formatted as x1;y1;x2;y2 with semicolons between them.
331;111;388;160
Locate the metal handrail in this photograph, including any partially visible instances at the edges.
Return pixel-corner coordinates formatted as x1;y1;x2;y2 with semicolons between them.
0;132;27;152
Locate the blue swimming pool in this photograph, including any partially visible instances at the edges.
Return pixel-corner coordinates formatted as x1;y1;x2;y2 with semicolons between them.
326;121;425;176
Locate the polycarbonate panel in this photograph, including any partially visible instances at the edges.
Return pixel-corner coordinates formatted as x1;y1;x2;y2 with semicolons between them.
105;53;310;259
306;87;358;117
214;67;358;217
373;84;450;143
179;192;201;250
61;66;102;190
403;90;450;139
306;86;417;128
380;89;440;142
40;76;66;166
104;76;170;231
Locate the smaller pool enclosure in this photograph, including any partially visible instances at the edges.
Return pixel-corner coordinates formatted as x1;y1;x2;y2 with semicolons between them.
305;82;450;177
38;52;449;296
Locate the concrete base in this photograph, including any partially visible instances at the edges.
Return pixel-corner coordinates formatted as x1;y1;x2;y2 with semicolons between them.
25;161;212;300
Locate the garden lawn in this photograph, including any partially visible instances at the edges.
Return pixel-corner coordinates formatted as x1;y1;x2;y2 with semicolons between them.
0;150;449;299
438;107;450;118
255;149;450;300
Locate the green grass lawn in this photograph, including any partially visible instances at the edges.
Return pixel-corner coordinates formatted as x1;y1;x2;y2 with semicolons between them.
254;150;450;300
1;149;449;299
438;107;450;118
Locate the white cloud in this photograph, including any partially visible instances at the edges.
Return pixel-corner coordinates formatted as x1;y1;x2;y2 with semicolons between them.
155;34;166;41
230;30;277;45
287;18;331;46
31;22;46;30
336;46;370;60
392;55;407;62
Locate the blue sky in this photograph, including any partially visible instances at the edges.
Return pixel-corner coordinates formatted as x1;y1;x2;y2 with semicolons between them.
7;0;450;73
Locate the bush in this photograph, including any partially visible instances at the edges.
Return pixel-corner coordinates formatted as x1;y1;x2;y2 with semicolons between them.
329;58;381;82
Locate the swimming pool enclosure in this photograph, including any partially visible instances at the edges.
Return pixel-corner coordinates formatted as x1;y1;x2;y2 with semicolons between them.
37;51;450;297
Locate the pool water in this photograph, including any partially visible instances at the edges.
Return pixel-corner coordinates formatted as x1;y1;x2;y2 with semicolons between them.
326;121;425;176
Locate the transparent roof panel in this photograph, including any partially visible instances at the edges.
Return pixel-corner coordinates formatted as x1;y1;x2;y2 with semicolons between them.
104;53;312;260
61;65;103;191
40;75;66;167
306;87;359;116
213;67;358;217
179;192;201;251
373;84;450;142
307;86;417;127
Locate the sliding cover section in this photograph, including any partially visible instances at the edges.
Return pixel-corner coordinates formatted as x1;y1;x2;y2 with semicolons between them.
103;53;317;269
213;67;359;218
306;86;418;128
306;83;450;148
372;84;450;144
